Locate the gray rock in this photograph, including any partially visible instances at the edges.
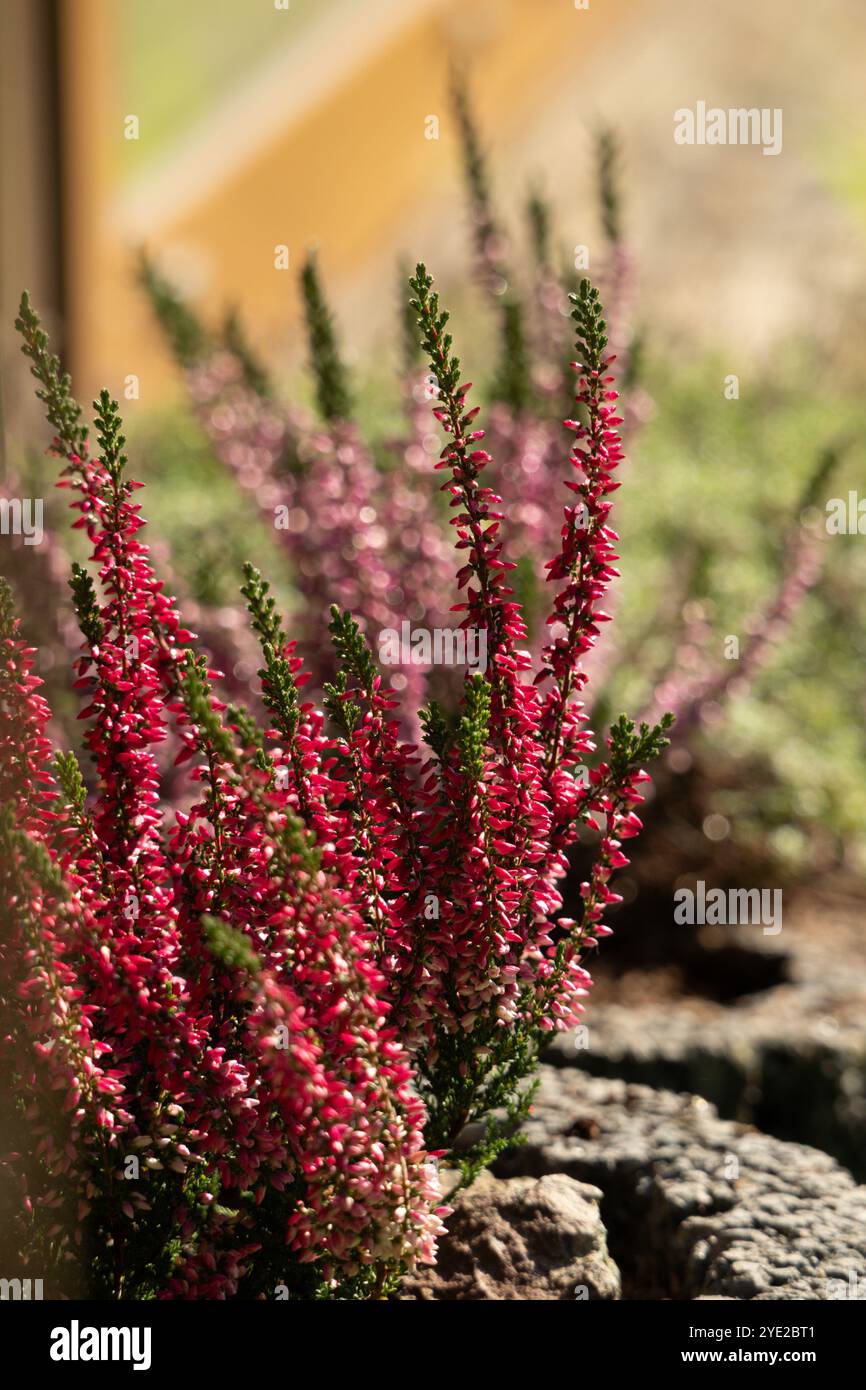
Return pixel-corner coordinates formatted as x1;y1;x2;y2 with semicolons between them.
403;1171;621;1300
494;1068;866;1300
544;945;866;1178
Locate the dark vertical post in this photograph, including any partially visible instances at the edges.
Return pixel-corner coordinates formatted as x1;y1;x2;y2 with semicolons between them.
0;0;65;475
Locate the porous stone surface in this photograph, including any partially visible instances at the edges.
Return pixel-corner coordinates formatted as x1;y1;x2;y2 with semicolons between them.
544;909;866;1178
403;1171;621;1300
495;1068;866;1300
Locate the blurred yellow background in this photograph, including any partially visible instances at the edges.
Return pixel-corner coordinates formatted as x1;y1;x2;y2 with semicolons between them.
3;0;866;430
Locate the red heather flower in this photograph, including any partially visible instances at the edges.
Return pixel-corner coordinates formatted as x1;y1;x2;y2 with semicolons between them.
232;266;668;1169
171;659;446;1281
0;586;134;1281
10;239;672;1290
0;583;55;833
6;296;446;1299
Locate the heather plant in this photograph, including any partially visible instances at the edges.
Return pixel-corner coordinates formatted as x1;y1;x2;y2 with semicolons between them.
1;451;264;742
2;261;670;1295
7;88;839;998
6;94;838;1302
2;297;445;1299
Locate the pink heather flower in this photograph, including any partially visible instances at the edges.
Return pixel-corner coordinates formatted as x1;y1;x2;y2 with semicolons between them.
9;255;668;1297
0;589;136;1278
640;521;824;738
184;351;454;719
6;297;448;1297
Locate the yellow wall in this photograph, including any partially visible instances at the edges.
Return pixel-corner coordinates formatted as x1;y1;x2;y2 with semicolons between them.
59;0;632;403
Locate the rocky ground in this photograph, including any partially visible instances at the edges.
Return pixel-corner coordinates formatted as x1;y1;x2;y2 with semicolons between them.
404;890;866;1300
546;889;866;1179
405;1070;866;1301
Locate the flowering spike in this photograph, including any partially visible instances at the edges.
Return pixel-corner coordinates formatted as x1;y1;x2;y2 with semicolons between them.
15;291;88;459
222;304;272;397
92;389;128;482
597;126;622;246
300;252;353;423
137;250;208;368
526;186;552;270
6;233;681;1295
68;563;103;649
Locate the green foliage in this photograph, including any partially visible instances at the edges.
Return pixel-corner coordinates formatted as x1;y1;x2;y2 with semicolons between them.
450;67;497;256
493;294;534;414
457;672;490;782
570;277;609;372
93;390;128;484
240;562;306;743
222;306;272;397
327;605;377;695
180;652;236;765
622;324;645;393
526;187;552;269
227;703;265;755
322;670;360;741
138;252;208;368
232;1177;340;1302
68;562;104;649
300;253;352;423
799;439;846;510
419;699;456;762
202;914;262;974
15;292;88;458
418;1016;539;1157
453;1083;537;1194
241;561;286;653
1;815;67;898
409;263;461;401
608;711;675;781
0;577;16;642
596;126;622;245
398;259;424;375
54;750;88;817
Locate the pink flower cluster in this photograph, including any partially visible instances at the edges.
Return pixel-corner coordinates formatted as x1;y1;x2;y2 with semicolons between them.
2;300;446;1299
500;229;646;695
225;268;666;1093
184;349;454;710
4;266;666;1297
640;518;824;737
